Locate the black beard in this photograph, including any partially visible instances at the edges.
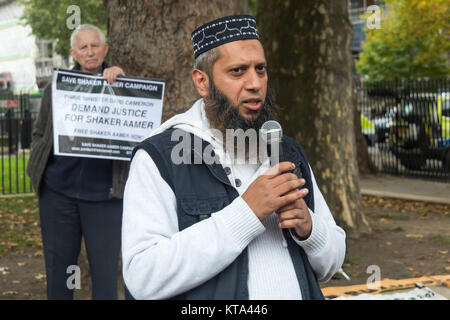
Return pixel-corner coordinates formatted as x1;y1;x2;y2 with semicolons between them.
204;79;278;135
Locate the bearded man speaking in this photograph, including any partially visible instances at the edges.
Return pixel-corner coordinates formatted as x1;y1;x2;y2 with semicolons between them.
121;15;345;300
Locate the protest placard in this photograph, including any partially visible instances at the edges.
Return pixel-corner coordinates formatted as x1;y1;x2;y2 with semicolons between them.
52;69;165;160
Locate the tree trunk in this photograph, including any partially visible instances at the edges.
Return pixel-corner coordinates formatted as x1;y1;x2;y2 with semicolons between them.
257;0;370;235
104;0;248;122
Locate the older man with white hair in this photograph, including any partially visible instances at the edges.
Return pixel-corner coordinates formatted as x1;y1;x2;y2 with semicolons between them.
27;24;128;300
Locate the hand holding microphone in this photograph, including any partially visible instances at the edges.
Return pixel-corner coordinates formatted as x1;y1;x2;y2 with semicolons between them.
260;120;302;177
260;120;284;166
242;120;312;238
242;121;306;222
242;161;305;221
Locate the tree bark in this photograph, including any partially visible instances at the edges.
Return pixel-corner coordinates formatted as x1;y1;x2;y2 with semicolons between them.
104;0;248;122
257;0;371;235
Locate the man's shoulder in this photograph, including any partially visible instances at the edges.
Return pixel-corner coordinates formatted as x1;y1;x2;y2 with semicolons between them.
282;135;312;166
283;135;306;154
38;83;53;111
42;82;52;96
43;82;52;91
143;128;179;145
132;130;172;163
137;128;185;156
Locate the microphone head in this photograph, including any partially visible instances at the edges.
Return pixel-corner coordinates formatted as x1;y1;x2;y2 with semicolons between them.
260;120;283;143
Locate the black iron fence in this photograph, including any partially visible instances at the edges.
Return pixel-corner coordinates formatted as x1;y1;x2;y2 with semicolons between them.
357;79;450;182
0;91;39;194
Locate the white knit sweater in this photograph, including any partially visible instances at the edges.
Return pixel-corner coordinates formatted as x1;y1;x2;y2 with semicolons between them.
121;99;346;300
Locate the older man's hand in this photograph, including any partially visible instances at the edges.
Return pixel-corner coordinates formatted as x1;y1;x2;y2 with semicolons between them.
103;66;125;84
276;188;312;239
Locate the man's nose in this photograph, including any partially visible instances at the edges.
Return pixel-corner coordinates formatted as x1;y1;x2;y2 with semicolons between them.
244;69;263;92
87;46;94;56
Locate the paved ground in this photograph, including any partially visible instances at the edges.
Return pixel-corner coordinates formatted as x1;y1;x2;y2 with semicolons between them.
360;173;450;204
349;173;450;299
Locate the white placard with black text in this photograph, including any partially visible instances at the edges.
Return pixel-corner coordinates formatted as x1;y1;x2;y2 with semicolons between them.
51;69;165;160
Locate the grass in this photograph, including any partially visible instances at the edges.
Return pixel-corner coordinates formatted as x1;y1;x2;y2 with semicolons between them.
344;255;362;266
0;151;33;194
429;234;450;244
0;195;41;256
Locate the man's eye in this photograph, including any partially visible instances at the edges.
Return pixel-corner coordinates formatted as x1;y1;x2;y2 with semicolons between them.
256;65;266;73
230;68;243;74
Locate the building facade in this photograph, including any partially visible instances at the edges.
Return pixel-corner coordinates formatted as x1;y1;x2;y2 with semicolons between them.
0;0;67;94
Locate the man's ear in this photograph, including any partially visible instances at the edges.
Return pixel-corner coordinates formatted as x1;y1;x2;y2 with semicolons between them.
192;69;210;98
103;43;109;56
69;48;76;62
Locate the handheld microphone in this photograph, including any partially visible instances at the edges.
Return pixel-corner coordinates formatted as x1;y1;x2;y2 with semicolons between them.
260;120;302;178
260;120;284;166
